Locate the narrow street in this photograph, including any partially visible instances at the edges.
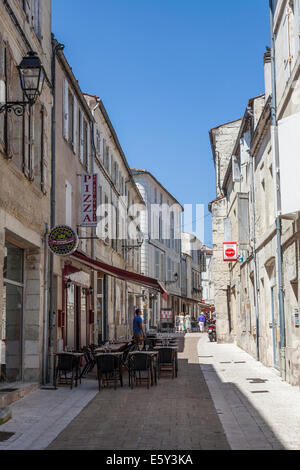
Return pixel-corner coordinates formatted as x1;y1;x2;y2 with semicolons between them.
47;335;230;451
1;334;300;450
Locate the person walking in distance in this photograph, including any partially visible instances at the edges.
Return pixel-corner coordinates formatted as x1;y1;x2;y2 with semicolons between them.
184;313;191;333
178;312;185;333
133;308;146;348
198;313;206;333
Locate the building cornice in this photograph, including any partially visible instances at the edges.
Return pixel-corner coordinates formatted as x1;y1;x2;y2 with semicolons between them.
131;169;184;211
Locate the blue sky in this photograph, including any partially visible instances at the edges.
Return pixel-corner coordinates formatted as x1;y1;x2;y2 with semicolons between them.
52;0;270;246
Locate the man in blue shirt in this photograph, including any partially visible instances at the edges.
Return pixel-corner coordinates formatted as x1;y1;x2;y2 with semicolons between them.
198;313;206;333
133;308;146;345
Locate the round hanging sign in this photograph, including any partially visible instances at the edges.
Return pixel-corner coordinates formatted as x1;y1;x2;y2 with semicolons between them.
48;225;79;257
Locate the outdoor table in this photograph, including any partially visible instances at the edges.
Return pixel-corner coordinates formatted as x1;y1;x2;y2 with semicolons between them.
95;352;123;357
128;351;159;386
54;352;84;387
95;342;128;353
153;346;178;377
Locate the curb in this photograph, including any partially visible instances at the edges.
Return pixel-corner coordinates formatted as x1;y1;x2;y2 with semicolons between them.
0;407;12;426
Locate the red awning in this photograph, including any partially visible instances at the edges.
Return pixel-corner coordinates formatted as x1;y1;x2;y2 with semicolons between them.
71;251;166;296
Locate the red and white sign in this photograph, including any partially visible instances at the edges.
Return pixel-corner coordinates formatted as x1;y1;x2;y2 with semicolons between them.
161;309;173;320
223;242;238;262
81;174;98;227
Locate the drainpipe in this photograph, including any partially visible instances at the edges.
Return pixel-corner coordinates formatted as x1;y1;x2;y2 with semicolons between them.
48;36;65;385
269;0;286;379
249;152;260;361
42;223;49;385
91;103;99;343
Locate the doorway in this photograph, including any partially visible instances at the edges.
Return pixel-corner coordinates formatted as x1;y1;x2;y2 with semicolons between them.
66;283;88;351
1;241;24;382
271;286;280;370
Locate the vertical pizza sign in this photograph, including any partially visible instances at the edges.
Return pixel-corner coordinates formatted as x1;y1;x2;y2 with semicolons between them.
81;174;98;227
223;242;238;262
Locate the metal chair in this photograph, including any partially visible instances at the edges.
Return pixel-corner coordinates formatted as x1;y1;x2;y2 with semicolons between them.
80;347;96;379
157;348;176;379
96;354;123;391
128;353;152;389
54;354;77;389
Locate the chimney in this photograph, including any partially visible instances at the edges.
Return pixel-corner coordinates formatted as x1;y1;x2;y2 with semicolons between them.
264;48;272;102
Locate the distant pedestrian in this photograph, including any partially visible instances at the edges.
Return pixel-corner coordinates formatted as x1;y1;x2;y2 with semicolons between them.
198;313;206;333
179;313;185;332
184;314;191;333
133;308;146;347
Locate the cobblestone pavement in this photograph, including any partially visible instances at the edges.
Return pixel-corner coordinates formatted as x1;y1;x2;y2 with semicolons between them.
47;334;230;450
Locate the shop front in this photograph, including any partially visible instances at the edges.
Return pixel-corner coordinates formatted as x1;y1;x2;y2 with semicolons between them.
1;233;43;384
57;264;94;352
1;241;24;382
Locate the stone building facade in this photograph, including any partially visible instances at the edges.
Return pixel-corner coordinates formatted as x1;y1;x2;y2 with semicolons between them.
201;246;214;306
181;232;204;320
51;46;145;350
51;45;96;354
0;0;52;383
131;169;183;330
208;0;300;385
84;95;145;342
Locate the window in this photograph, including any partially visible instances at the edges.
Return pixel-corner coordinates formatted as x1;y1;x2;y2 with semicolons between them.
155;250;160;279
20;1;42;39
79;109;84;163
283;6;291;83
2;241;24;382
65;180;72;227
160;253;165;281
32;0;42;40
167;257;171;281
68;89;74;147
33;103;46;191
294;0;300;62
83;120;90;171
63;79;69;141
104;144;109;172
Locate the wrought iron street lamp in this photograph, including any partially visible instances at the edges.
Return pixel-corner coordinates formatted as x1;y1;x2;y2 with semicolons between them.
122;230;144;251
0;51;44;116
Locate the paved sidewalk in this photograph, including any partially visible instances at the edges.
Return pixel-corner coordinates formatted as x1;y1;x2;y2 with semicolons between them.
197;334;300;450
0;379;98;450
48;335;230;450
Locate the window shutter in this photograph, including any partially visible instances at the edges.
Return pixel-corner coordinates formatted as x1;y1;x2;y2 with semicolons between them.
224;218;232;242
168;257;171;281
65;180;72;227
24;0;31;21
155;251;160;279
79;109;84;163
63;78;69;141
294;0;299;59
240;131;250;165
87;123;90;171
238;194;250;245
99;131;104;161
232;156;242;182
0;35;5;103
283;9;291;83
73;96;77;154
95;124;101;157
32;0;42;39
116;163;119;189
